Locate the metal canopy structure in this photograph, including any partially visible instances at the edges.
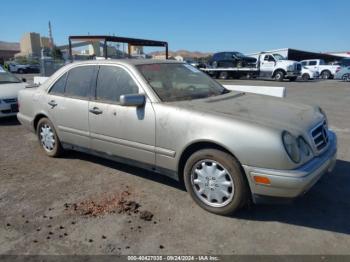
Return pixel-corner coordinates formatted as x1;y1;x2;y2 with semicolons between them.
68;35;168;61
287;48;343;63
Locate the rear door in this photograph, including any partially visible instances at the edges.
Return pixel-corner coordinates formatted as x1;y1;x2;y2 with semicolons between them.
46;65;97;148
89;65;156;166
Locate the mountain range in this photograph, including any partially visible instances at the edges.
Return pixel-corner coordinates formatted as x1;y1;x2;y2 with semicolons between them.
0;41;20;51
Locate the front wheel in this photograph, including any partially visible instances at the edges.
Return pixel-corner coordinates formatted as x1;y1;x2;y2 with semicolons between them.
342;74;349;82
37;118;63;157
302;73;310;81
184;149;249;215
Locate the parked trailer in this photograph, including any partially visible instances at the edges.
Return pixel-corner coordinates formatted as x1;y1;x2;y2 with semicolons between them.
201;52;301;81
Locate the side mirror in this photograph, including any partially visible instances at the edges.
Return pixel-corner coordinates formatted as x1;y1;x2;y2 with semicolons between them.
22;78;26;82
120;94;145;107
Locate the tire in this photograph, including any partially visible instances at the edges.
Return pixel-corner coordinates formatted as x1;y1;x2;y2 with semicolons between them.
302;73;310;81
219;71;229;80
274;70;285;82
289;76;297;82
36;117;63;157
184;149;249;215
321;70;331;79
17;68;24;74
342;74;349;82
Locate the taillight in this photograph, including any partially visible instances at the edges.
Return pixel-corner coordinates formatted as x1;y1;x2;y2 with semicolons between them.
336;67;341;72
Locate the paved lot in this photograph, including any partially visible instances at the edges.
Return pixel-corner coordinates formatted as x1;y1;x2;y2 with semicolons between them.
1;79;349;255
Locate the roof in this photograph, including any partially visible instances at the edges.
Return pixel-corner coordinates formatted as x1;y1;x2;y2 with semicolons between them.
68;58;182;66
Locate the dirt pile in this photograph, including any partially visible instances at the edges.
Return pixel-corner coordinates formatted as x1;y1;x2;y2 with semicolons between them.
64;190;154;221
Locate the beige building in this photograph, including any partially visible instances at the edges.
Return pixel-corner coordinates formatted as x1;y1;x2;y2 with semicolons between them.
40;37;51;49
130;45;143;55
15;32;53;58
15;32;41;58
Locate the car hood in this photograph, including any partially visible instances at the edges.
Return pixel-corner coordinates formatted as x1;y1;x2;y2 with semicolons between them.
0;82;27;98
171;92;324;133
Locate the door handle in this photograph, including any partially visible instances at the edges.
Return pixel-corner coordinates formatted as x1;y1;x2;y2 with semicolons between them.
89;107;103;115
48;100;57;108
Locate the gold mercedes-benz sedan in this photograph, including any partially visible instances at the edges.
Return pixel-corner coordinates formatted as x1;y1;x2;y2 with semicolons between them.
17;59;337;215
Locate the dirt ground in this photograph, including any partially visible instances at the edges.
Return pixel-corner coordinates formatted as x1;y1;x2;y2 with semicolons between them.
1;79;350;255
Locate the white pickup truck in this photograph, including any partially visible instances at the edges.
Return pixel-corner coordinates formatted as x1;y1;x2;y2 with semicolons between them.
300;59;341;79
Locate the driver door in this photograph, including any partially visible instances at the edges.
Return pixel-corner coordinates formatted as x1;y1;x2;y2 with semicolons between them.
260;55;275;75
89;65;156;166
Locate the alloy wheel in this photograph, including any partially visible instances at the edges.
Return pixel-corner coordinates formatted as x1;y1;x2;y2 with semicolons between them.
191;160;234;207
40;124;56;152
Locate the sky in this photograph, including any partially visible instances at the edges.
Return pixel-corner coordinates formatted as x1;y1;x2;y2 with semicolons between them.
0;0;349;54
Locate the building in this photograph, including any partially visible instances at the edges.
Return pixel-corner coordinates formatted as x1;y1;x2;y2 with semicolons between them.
152;54;167;60
0;41;20;64
15;32;41;58
40;37;51;49
247;48;345;63
130;45;143;55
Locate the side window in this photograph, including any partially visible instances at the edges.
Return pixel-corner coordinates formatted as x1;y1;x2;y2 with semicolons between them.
96;66;139;102
309;61;317;66
264;55;269;61
65;66;95;98
49;72;67;95
301;61;307;66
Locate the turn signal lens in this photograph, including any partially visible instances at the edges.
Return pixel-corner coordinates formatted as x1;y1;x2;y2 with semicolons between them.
253;176;271;185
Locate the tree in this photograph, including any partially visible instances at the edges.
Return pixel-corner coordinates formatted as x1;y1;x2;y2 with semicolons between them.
51;46;63;60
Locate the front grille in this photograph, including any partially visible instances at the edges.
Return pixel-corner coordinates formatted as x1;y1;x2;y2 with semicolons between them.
3;98;17;103
311;121;329;151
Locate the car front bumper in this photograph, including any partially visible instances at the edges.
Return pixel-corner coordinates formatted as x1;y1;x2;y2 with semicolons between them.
0;101;19;118
243;131;337;202
286;71;301;77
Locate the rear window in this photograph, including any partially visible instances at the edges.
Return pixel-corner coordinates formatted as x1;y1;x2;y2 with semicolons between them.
65;66;95;98
49;73;67;94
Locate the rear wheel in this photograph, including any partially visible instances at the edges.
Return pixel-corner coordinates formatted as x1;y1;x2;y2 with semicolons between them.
302;73;310;81
321;70;331;79
184;149;248;215
36;118;63;157
274;70;285;82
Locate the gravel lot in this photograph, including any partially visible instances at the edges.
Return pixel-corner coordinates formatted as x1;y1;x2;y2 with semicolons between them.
1;78;349;255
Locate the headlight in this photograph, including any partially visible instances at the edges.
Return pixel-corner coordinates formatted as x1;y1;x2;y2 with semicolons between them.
282;131;301;163
287;65;294;71
297;136;311;157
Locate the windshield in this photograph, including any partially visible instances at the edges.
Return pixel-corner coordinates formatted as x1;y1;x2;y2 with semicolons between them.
273;54;286;61
0;69;21;84
137;63;228;102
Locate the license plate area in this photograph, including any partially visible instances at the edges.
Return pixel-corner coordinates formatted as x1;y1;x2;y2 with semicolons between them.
11;103;19;113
